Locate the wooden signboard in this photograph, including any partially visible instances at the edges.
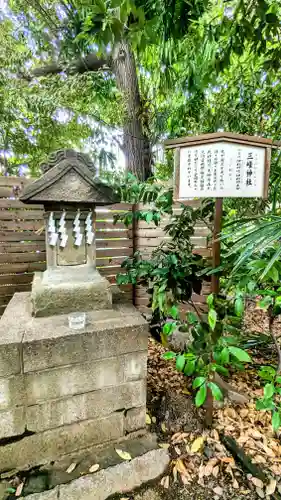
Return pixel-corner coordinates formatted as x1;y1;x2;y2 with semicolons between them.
165;132;274;293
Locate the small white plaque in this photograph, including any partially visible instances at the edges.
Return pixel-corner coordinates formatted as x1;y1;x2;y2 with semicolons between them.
177;142;266;199
58;211;66;231
74;211;80;225
60;234;68;248
75;233;83;246
49;233;58;246
85;212;92;224
86;232;94;245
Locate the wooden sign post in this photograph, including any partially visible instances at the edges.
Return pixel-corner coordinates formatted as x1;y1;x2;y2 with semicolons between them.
165;132;273;294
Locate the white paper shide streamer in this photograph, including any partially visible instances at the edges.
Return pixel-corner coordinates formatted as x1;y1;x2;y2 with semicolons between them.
48;212;58;247
73;209;83;246
58;210;68;248
85;211;94;245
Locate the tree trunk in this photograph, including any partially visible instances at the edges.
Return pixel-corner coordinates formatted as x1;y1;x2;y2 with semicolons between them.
111;40;152;181
29;41;153;181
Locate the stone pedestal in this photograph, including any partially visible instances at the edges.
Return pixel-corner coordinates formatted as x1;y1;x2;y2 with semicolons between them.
31;265;112;317
0;149;150;477
0;293;149;471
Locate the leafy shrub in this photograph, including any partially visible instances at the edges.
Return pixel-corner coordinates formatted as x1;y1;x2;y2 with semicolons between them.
161;295;251;413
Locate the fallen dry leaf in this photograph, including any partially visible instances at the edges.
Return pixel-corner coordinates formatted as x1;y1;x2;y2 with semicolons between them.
212;465;219;478
224;408;237;419
250;429;263;440
145;413;151;425
204;458;218;477
175;446;181;456
211;429;220;441
220;457;235;464
250;477;264;489
172;432;181;440
176;459;188;475
89;464;100;473
253;455;266;464
255;487;265;499
66;463;77;474
232;478;239;489
159;443;170;449
266;478;277;496
198;464;205;480
197;476;205;487
190;436;205;453
115;449;132;461
172;465;178;483
15;482;24;497
240;409;249;418
213;486;223;496
160;475;170;489
161;422;167;433
214;442;225;452
181;474;190;484
237;435;248;445
260;444;275;457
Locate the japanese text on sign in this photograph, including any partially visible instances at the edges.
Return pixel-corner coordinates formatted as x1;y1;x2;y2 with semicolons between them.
178;142;266;198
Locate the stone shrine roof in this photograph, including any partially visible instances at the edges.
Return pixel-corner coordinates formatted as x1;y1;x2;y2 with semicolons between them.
21;149;119;205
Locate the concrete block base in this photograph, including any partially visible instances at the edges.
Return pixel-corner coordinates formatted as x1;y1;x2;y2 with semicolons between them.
22;435;169;500
31;266;112;317
0;292;148;471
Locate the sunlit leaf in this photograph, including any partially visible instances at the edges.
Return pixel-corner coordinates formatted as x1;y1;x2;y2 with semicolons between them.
190;436;205;453
115;449;132;461
66;463;77;474
228;346;251;362
89;463;100;473
272;411;281;431
195;383;207;407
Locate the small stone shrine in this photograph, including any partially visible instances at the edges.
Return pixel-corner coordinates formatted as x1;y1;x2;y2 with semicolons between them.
20;149;117;317
0;150;149;472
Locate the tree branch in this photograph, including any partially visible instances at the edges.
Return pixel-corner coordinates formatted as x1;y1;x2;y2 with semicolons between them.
112;135;125;152
29;53;111;79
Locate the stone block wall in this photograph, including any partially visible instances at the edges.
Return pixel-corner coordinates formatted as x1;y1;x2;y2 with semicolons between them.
0;293;148;472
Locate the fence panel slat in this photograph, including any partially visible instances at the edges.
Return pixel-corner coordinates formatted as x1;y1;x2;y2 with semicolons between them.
0;262;46;274
0;210;44;220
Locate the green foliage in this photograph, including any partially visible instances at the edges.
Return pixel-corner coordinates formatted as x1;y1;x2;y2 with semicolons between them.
0;19;120;175
117;199;206;318
3;0;281;186
222;216;281;279
208;382;223;402
227;346;251;363
221;223;281;432
161;296;251;409
257;367;281;431
195;383;207;407
107;173;174;228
